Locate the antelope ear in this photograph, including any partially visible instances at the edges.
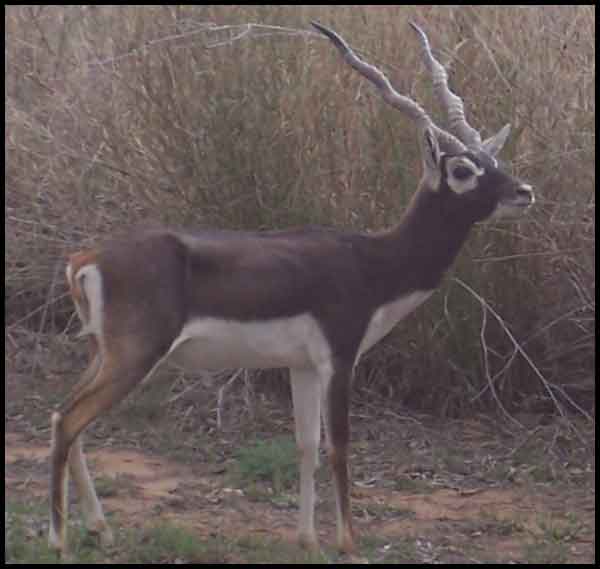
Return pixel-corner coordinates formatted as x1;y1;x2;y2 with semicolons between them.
419;126;443;190
420;126;441;170
482;123;511;157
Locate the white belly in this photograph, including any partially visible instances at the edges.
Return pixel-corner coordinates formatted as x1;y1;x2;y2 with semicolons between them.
166;289;432;372
167;313;330;371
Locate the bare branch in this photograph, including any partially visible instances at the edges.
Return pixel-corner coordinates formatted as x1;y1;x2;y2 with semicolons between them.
86;23;312;67
452;278;593;437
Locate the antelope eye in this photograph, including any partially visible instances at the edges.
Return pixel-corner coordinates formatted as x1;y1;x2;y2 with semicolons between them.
452;165;474;180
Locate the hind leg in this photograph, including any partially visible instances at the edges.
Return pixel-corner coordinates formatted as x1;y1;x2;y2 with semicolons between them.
68;433;114;546
49;348;162;555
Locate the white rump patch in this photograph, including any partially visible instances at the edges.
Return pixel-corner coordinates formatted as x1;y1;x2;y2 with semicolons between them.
72;264;104;339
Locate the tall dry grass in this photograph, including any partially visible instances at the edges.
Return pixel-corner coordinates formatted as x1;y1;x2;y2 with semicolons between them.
5;6;595;417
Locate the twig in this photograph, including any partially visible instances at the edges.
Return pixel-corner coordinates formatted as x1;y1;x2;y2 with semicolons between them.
452;278;593;438
475;285;524;429
166;370;205;404
472;27;512;92
86;22;315;67
6;291;70;330
216;369;245;430
473;248;588;263
29;259;63;380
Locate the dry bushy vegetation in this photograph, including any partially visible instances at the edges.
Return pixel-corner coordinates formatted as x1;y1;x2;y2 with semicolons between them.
5;6;595;417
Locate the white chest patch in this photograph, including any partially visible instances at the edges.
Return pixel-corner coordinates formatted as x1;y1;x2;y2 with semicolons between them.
167;313;332;372
358;289;433;357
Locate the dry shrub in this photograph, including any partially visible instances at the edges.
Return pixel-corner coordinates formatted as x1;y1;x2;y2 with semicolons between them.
5;6;594;416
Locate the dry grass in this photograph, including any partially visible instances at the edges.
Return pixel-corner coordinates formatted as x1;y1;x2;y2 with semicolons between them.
5;6;595;417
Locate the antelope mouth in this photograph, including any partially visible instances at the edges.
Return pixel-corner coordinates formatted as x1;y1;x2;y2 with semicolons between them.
494;185;535;218
506;184;535;210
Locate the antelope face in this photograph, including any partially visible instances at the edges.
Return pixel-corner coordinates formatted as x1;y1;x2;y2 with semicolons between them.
442;150;535;221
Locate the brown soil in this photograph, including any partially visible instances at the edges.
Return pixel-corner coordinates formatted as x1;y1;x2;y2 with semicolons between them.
5;425;595;563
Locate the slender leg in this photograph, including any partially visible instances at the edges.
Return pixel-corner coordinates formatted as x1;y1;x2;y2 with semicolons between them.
49;349;160;555
322;362;355;553
290;368;322;551
59;338;101;413
69;434;113;546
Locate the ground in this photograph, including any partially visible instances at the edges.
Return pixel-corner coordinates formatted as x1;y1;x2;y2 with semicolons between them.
4;329;596;563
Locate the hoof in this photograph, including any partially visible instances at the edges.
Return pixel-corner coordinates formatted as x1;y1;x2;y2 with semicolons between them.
87;520;114;547
337;525;356;555
48;526;65;556
98;525;114;547
298;532;320;553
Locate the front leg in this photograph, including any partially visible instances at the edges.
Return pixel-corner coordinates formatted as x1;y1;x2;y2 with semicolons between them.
290;368;322;551
323;361;355;554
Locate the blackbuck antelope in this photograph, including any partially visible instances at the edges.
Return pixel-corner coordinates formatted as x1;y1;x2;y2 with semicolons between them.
49;21;534;555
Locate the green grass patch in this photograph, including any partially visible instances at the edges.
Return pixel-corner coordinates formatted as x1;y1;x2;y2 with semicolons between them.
232;435;298;495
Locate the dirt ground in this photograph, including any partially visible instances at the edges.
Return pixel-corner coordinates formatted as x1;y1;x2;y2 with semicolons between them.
5;426;595;564
4;329;596;563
